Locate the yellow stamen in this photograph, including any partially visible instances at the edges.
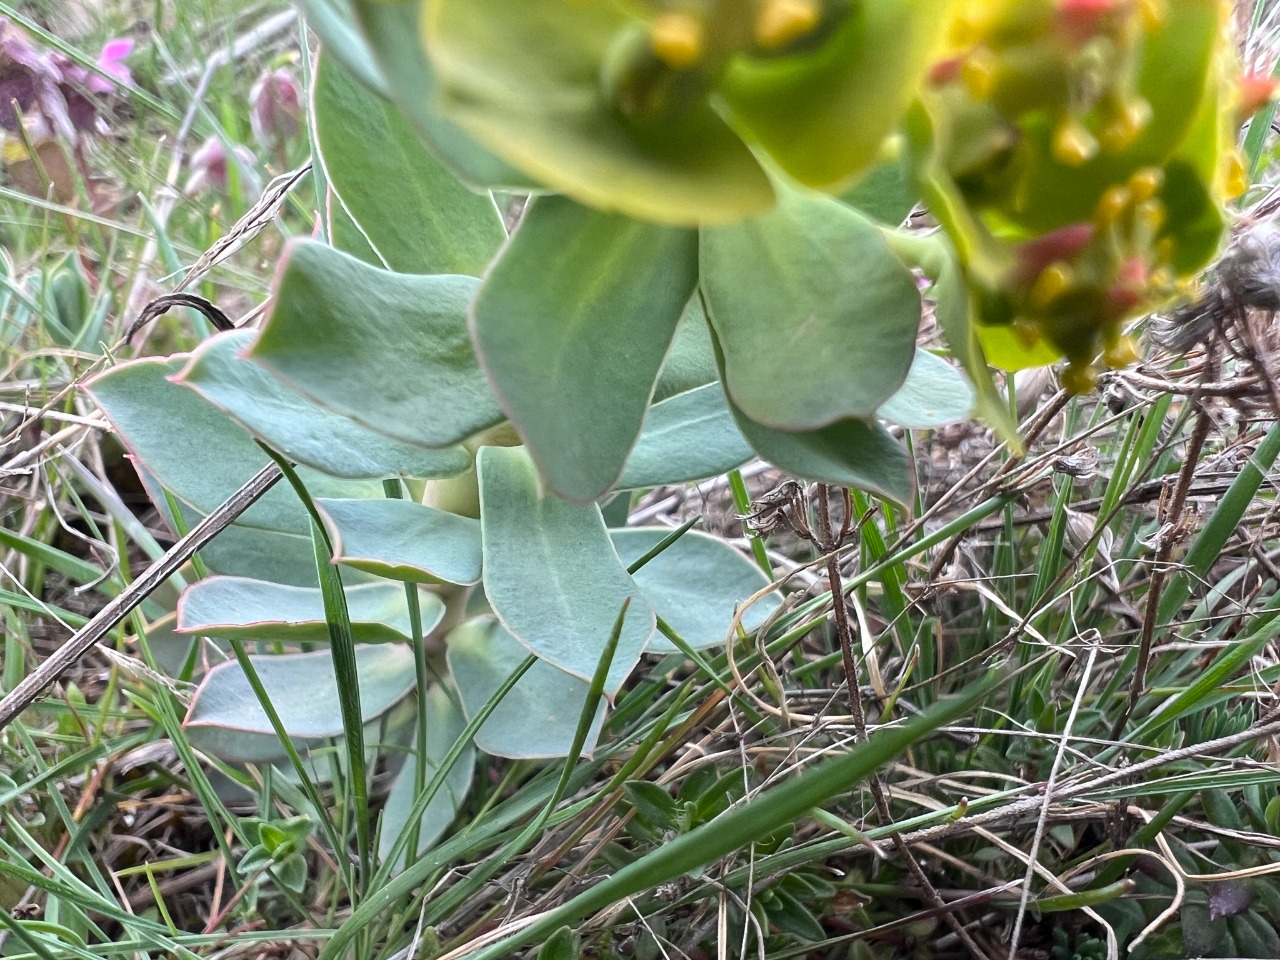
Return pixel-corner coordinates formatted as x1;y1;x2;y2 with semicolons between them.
1095;185;1130;224
1138;0;1165;30
1103;333;1139;369
1061;362;1098;394
1030;262;1074;310
1223;151;1247;200
1100;99;1151;151
960;48;997;100
1127;167;1162;203
755;0;822;51
1135;198;1165;234
651;12;705;70
1053;118;1098;166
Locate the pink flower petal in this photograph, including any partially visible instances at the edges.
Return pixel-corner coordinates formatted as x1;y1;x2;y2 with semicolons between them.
89;37;132;92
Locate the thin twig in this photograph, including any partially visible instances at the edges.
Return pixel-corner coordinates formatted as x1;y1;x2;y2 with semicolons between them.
0;463;282;729
815;484;994;960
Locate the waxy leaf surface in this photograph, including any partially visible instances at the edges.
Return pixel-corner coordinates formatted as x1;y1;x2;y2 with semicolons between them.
617;383;753;490
447;617;605;759
87;358;378;534
702;190;919;429
611;528;780;652
473;196;697;502
378;685;475;869
876;349;975;429
729;401;913;506
477;446;654;693
317;497;482;585
313;48;505;276
178;577;444;644
184;644;417;761
250;240;503;448
353;0;529;186
178;331;471;480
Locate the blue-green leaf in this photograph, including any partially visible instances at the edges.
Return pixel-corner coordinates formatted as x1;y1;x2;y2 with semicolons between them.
473;197;698;502
617;384;753;490
184;645;417;762
316;498;482;585
250;240;504;449
446;617;605;759
313;48;505;276
477;446;654;694
177;578;443;644
611;529;780;651
701;189;920;429
876;348;975;429
378;685;475;868
178;331;471;481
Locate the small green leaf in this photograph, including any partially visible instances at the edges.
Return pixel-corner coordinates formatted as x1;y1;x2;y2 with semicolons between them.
177;578;444;644
610;528;780;651
178;331;471;481
617;383;754;490
701;189;920;429
378;685;475;869
446;617;606;759
184;645;417;761
316;497;482;585
876;349;975;429
425;0;774;224
273;854;309;894
623;781;678;828
313;49;505;276
473;197;698;502
477;446;654;694
250;240;504;449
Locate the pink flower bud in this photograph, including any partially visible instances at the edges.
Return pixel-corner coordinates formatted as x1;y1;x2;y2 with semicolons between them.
185;136;261;197
249;67;302;148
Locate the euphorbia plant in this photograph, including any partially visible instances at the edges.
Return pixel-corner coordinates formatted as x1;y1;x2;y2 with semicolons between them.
331;0;1258;499
90;0;1263;876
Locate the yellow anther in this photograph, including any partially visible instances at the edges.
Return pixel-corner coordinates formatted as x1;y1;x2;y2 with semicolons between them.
1103;333;1139;369
1100;99;1151;151
1053;118;1098;166
1127;167;1163;203
755;0;822;51
1061;361;1098;394
1095;185;1130;224
1224;151;1247;200
1135;198;1165;234
949;6;996;47
651;12;705;70
961;48;998;101
1150;263;1175;289
1012;317;1043;349
1138;0;1165;30
1030;262;1074;310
